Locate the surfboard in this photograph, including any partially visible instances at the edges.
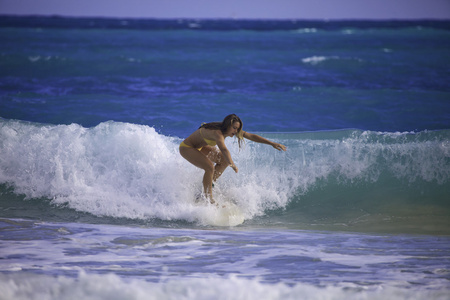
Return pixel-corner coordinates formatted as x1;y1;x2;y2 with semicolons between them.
209;201;245;227
194;196;245;226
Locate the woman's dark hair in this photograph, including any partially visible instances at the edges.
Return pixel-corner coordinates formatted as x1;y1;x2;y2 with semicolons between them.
200;114;244;148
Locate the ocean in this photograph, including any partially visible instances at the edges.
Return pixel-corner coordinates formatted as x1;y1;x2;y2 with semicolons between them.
0;16;449;299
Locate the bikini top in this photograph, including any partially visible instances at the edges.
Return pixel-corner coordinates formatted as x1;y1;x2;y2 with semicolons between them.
200;128;217;146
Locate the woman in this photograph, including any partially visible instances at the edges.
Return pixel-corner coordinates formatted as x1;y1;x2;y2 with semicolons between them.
179;114;286;203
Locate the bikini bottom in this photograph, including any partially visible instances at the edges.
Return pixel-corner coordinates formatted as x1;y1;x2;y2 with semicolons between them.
179;141;203;151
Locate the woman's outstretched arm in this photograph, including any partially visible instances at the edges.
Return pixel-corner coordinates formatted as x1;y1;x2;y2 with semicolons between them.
243;131;287;151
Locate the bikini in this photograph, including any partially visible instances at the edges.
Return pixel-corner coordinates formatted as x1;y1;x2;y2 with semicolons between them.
179;128;217;150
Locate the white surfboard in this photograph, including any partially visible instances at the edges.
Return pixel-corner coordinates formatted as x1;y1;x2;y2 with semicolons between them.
194;196;245;226
209;201;245;227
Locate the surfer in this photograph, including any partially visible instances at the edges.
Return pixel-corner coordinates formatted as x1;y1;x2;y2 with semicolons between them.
179;114;286;203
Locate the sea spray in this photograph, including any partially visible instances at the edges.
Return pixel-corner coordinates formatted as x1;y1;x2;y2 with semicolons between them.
0;119;192;220
0;119;448;231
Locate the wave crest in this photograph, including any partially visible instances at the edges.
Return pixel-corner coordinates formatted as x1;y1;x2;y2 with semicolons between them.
0;119;448;227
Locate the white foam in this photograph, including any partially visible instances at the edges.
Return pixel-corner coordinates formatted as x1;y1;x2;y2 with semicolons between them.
0;120;197;221
28;56;41;62
0;271;447;300
294;28;318;34
301;56;363;65
0;120;448;224
301;55;330;64
0;120;297;224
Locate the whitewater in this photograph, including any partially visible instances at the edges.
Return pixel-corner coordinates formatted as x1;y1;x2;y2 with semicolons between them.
1;118;448;232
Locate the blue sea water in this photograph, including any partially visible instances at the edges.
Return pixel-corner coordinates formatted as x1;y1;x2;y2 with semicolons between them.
0;16;449;299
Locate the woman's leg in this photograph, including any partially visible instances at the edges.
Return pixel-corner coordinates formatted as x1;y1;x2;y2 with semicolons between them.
179;146;215;202
201;146;228;182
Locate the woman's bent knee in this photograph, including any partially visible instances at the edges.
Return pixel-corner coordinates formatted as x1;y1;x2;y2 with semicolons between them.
204;161;215;174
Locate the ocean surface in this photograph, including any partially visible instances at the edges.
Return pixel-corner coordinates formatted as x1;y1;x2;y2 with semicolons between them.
0;16;449;299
